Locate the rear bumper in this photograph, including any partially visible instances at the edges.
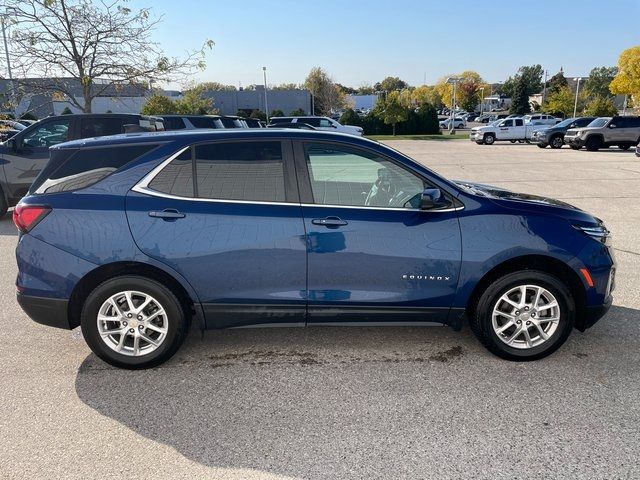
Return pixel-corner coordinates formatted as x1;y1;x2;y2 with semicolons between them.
17;293;73;330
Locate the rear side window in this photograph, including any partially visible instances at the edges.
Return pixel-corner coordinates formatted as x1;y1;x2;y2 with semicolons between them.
195;141;285;202
148;149;194;197
269;118;290;124
163;117;186;130
33;144;159;194
80;118;124;138
515;119;524;126
147;142;286;202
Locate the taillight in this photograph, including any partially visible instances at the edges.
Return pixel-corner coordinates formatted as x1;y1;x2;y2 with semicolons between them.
13;204;51;233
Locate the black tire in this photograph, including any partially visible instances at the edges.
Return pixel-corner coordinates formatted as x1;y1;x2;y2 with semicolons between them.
550;135;564;149
619;145;630;151
81;275;188;369
585;136;602;151
510;140;516;143
469;270;575;361
537;143;546;149
484;133;495;145
570;145;580;150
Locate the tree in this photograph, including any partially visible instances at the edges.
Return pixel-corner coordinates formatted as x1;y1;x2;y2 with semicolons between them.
411;85;442;108
174;86;215;115
270;109;285;118
374;76;409;92
584;67;618;98
416;102;440;134
509;76;533;114
503;65;544;99
610;46;640;104
141;94;177;115
197;82;237;91
7;0;213;112
290;108;306;116
249;109;266;121
434;71;486;111
545;86;578;118
339;108;361;127
584;96;618;117
547;71;568;95
378;91;408;136
271;83;301;91
60;106;73;115
356;84;375;95
304;67;345;115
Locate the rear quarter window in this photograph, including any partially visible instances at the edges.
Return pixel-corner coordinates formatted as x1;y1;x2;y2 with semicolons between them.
32;143;159;194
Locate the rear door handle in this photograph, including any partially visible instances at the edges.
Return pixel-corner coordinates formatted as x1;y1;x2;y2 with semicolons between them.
312;216;348;227
148;209;186;220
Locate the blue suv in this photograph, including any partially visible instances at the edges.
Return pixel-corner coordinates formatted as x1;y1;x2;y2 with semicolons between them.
14;130;615;368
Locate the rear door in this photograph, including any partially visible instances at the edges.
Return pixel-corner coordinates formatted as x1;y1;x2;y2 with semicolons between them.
126;138;307;328
294;140;462;324
0;117;72;200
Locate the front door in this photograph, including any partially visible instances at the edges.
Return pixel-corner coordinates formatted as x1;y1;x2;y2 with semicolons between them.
496;119;516;140
126;139;307;328
294;141;462;324
0;117;72;200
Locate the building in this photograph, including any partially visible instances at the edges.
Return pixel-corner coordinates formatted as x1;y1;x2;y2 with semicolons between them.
200;86;310;116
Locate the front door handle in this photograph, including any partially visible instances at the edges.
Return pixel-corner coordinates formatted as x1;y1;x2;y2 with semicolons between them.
312;216;348;227
148;209;186;220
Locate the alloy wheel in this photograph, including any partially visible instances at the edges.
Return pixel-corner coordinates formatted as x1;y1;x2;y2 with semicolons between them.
97;290;169;356
491;284;560;349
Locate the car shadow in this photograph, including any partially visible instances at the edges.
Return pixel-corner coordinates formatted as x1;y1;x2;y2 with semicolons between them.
74;305;639;479
0;214;17;236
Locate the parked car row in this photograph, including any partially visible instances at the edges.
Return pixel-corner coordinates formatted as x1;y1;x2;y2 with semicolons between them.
269;116;363;136
471;115;640;153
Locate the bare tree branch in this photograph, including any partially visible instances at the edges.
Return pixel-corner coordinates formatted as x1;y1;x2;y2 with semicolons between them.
3;0;213;112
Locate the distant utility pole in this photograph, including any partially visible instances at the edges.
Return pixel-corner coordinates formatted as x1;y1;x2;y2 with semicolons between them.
572;77;582;118
541;69;548;107
446;77;461;134
262;66;269;123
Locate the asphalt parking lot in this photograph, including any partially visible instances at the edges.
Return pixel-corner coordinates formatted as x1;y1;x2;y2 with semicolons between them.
1;140;639;480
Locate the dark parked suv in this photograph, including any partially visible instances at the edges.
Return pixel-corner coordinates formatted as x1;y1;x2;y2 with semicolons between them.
15;130;615;368
532;117;596;149
0;113;163;216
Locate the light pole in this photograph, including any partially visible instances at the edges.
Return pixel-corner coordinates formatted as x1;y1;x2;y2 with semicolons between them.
262;66;269;123
446;77;461;134
572;77;582;118
479;86;485;116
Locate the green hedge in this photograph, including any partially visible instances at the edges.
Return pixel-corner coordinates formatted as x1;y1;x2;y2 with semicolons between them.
339;103;440;136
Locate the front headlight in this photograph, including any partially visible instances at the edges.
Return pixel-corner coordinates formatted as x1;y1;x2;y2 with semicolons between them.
574;223;611;244
574;130;582;137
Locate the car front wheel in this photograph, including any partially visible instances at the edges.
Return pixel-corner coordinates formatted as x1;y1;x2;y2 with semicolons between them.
81;276;188;369
470;271;575;361
483;133;495;145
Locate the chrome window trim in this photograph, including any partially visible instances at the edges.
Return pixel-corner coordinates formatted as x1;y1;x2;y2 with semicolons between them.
131;145;465;213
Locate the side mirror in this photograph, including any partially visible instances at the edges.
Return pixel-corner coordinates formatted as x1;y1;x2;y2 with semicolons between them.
420;188;451;210
609;124;617;128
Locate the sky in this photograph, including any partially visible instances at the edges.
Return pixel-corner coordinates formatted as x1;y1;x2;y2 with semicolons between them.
142;0;639;89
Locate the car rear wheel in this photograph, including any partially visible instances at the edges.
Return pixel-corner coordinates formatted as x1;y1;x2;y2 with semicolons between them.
81;276;188;369
537;144;546;148
619;145;630;151
585;137;602;151
470;271;575;361
484;133;495;145
550;135;564;149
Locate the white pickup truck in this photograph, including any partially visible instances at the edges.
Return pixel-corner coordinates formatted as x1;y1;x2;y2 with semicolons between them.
469;118;550;145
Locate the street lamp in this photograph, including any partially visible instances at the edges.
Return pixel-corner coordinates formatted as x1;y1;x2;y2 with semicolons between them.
479;86;485;116
573;77;582;118
262;66;269;123
0;13;15;109
446;77;461;134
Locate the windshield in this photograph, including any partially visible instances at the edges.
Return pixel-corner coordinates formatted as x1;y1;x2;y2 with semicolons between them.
554;118;576;128
587;118;610;128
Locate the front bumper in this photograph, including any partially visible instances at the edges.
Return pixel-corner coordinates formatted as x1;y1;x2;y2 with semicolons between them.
17;292;73;330
469;131;483;141
564;135;584;147
580;295;613;331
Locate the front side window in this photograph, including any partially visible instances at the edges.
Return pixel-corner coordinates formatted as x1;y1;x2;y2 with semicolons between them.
501;120;514;127
22;119;70;147
304;143;425;209
319;118;334;128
